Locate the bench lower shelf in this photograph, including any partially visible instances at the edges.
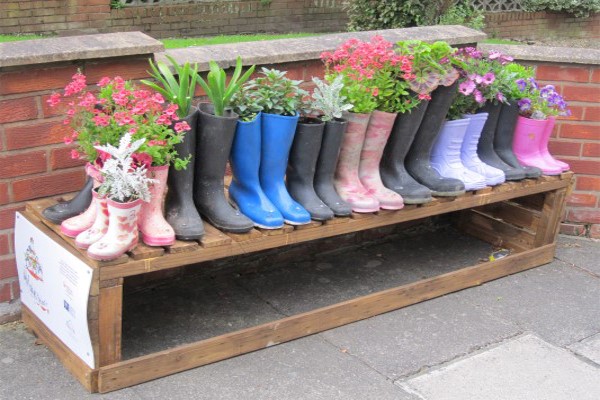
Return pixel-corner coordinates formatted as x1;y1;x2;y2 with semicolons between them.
21;173;573;393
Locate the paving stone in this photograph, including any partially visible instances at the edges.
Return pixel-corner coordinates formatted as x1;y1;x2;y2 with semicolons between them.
320;292;520;381
459;259;600;346
556;235;600;276
568;333;600;365
400;334;600;400
131;335;418;400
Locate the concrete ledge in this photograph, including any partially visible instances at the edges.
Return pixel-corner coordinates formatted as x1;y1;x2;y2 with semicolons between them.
0;32;164;68
164;25;487;70
478;43;600;65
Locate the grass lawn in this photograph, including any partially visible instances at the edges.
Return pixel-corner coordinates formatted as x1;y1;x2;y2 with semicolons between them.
0;34;45;42
161;33;322;48
482;38;522;45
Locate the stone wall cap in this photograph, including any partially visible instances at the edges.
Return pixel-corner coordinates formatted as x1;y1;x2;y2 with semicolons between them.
163;25;487;70
0;32;164;68
478;43;600;65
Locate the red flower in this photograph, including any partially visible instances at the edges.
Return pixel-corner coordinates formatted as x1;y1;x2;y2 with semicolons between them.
131;152;153;169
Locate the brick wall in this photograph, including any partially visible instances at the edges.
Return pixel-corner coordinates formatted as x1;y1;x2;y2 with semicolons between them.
0;0;348;38
484;11;600;40
534;63;600;237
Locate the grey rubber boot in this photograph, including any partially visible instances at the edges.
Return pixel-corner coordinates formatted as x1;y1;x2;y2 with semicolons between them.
42;177;93;224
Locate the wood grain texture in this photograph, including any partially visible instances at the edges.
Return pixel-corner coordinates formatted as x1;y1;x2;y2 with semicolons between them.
200;223;232;248
473;201;541;232
129;243;165;260
96;244;555;393
457;209;534;252
98;285;123;366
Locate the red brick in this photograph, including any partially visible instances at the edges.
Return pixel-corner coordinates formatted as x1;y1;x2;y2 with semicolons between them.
50;146;86;170
0;204;25;230
0;65;76;95
303;60;326;81
576;176;600;191
566;193;597;207
0;183;8;206
0;257;16;280
536;65;590;83
40;94;68;118
557;105;584;121
591;68;600;84
548;141;581;157
568;159;600;175
12;169;85;202
562;84;600;102
0;150;47;179
84;58;151;84
582;142;600;157
584;106;600;122
0;234;9;256
5;120;70;150
590;224;600;239
559;222;586;236
11;279;20;299
559;123;600;140
0;283;11;303
567;209;600;224
0;97;38;123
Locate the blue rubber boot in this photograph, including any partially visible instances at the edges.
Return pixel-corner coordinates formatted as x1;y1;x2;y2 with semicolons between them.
229;113;284;229
260;113;311;225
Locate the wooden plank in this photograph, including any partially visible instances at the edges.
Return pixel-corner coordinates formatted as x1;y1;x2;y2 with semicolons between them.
97;244;555;393
200;223;232;248
474;187;494;195
401;205;418;211
324;217;351;225
512;192;546;211
22;306;98;392
457;209;535;252
98;177;570;281
98;285;123;366
166;240;199;254
129;243;165;260
534;188;568;247
473;201;541;232
258;225;295;236
226;228;263;242
351;212;375;219
294;220;323;230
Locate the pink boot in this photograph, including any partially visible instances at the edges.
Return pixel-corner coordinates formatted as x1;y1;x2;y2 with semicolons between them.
75;190;109;249
540;116;570;172
334;112;380;213
138;165;175;246
61;163;102;237
359;111;404;210
513;116;562;175
87;198;142;261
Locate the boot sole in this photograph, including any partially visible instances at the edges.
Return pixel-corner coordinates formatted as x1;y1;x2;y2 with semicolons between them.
142;233;175;247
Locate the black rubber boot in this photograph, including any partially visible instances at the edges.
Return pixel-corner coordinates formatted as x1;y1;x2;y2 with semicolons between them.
42;177;93;224
405;83;465;196
194;103;253;233
165;107;205;240
478;102;526;181
287;118;334;221
495;103;542;179
314;118;352;217
381;100;432;204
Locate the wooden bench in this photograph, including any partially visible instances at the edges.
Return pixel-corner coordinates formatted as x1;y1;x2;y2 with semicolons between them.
20;172;573;393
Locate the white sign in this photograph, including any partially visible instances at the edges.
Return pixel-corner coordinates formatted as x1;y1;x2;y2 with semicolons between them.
15;212;95;368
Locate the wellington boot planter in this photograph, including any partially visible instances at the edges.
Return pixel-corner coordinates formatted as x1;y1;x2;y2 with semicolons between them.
43;177;94;224
512;116;563;175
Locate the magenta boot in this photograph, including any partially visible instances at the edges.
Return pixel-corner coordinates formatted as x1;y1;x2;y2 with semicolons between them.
359;111;404;210
138;165;175;246
75;189;109;249
334;112;379;213
513;116;562;175
540;117;570;172
61;163;102;238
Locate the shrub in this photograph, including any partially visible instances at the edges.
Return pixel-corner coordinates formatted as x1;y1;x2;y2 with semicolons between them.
522;0;600;18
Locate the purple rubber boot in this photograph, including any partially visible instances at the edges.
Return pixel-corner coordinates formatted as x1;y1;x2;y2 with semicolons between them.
462;113;505;186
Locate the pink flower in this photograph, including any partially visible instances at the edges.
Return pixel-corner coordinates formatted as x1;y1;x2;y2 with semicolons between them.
64;72;87;96
473;89;484;104
148;140;167;146
372;87;379;96
164;104;179;117
482;73;495;86
70;149;80;160
156;114;171;125
131;152;153;169
47;93;61;107
152;93;165;104
97;77;111;87
174;121;191;133
93;114;110;127
63;136;73;145
418;93;431;101
459;80;476;95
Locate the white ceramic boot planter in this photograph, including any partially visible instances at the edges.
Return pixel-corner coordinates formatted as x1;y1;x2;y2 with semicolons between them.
87;198;142;261
74;189;109;249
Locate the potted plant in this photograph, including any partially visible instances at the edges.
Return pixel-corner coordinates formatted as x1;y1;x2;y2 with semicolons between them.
249;67;311;225
193;57;256;232
86;134;156;261
513;77;571;175
228;83;285;229
397;41;465;197
141;56;205;240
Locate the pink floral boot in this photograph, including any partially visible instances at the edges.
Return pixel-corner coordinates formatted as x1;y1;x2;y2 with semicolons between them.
87;198;142;261
334;112;380;213
138;165;175;246
75;190;109;249
61;163;102;237
359;110;404;210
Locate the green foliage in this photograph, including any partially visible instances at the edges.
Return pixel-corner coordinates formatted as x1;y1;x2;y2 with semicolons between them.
522;0;600;18
230;84;263;122
309;76;354;121
347;0;486;31
141;55;199;119
110;0;124;10
500;63;535;102
197;57;256;117
247;68;308;116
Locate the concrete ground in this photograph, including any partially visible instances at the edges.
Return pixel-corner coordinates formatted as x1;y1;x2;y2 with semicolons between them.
0;229;599;399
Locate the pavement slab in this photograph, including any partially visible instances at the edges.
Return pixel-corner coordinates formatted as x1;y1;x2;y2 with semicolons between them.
399;334;600;400
555;235;600;276
568;333;600;365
